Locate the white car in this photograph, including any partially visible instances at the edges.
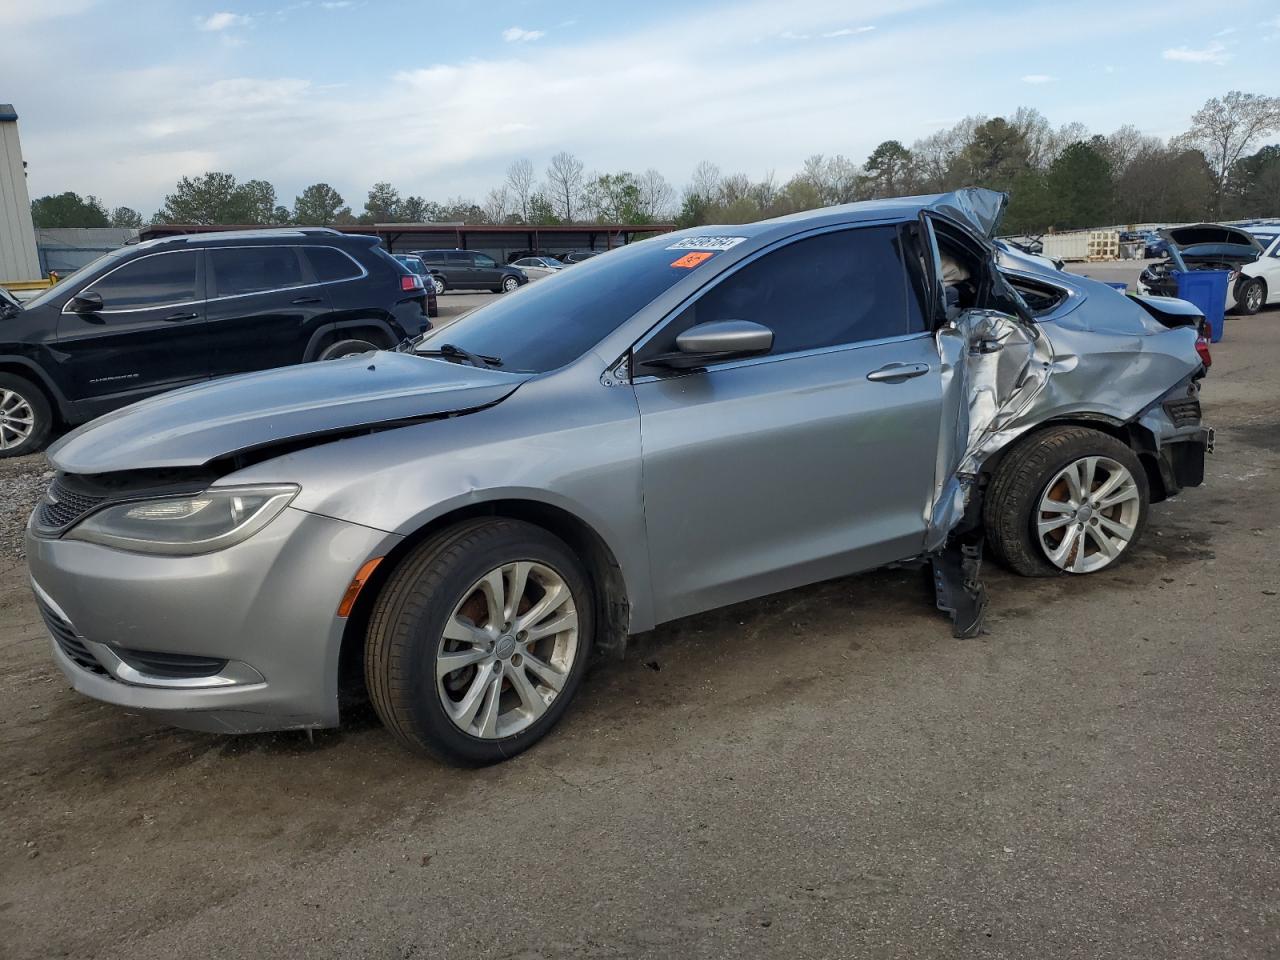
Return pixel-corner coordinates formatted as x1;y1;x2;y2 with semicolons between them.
1234;225;1280;315
511;256;565;280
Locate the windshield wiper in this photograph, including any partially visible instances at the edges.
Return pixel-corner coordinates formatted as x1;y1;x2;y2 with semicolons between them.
415;342;503;369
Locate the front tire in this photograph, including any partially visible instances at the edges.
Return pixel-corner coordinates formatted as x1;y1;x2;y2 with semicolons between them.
0;374;52;458
365;519;594;764
501;275;521;293
985;426;1149;577
1235;278;1265;316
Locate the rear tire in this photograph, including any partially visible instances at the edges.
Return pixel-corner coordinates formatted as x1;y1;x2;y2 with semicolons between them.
432;275;447;295
365;519;594;765
0;373;53;458
985;426;1149;577
317;338;378;361
1235;278;1265;316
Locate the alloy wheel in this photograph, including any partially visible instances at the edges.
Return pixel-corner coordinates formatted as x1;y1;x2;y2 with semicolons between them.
502;276;519;292
436;561;579;739
0;389;35;450
1036;456;1141;573
1247;282;1263;312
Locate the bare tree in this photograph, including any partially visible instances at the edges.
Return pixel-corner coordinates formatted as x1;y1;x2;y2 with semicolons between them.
1174;91;1280;214
635;168;675;220
483;185;512;224
687;161;723;202
545;151;585;222
1102;124;1163;176
505;158;535;222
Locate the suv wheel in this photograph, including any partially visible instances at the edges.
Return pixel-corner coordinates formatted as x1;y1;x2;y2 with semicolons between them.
1235;278;1265;316
432;275;447;295
984;426;1149;577
365;519;594;764
317;338;378;361
0;374;52;458
501;275;521;293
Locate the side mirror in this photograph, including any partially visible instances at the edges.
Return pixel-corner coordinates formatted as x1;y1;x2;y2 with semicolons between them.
641;320;774;370
69;291;104;314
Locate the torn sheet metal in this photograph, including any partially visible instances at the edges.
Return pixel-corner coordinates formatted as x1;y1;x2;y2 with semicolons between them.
924;288;1203;550
926;188;1008;241
926;309;1052;550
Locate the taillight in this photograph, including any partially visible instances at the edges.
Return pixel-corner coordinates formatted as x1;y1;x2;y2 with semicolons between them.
401;274;423;292
1195;332;1212;368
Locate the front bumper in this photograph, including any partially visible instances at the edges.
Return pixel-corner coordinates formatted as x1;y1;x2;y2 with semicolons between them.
26;506;399;733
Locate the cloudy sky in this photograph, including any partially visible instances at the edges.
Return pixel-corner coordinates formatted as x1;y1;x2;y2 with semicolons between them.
4;0;1277;214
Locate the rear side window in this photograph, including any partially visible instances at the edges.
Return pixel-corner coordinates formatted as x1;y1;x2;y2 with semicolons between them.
306;247;363;283
209;247;307;297
665;226;917;356
86;251;199;310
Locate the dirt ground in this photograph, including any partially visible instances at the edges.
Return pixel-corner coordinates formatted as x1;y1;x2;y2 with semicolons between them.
1;290;1277;959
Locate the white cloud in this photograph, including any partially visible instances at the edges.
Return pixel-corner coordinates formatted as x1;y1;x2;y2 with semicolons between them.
1021;74;1054;84
11;0;1242;214
321;1;353;7
0;0;97;27
1213;26;1236;36
780;31;811;40
822;26;875;37
502;26;545;43
197;11;250;31
1162;42;1230;64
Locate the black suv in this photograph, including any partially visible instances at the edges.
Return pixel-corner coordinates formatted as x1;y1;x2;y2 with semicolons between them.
0;228;431;456
412;249;529;293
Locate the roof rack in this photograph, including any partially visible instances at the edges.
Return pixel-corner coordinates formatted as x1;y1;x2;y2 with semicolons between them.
172;227;343;243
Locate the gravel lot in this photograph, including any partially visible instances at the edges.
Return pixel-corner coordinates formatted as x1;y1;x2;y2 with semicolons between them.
1;272;1277;960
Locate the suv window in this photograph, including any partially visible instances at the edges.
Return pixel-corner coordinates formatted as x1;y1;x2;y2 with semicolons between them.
662;226;916;357
85;251;199;311
306;247;363;282
209;246;307;297
473;253;498;268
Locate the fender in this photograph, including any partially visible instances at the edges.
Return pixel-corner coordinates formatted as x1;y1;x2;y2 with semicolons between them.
0;354;76;421
303;318;398;361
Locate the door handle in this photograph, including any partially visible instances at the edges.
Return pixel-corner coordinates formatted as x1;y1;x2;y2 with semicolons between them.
867;362;931;383
162;312;199;322
290;296;323;305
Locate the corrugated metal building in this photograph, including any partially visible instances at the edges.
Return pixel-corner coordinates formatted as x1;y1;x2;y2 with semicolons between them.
0;104;40;282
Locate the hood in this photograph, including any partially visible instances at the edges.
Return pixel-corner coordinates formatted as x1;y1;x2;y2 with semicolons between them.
929;188;1008;240
49;351;530;474
1160;223;1262;265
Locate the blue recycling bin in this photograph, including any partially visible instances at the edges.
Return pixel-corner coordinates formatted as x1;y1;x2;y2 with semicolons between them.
1173;269;1230;343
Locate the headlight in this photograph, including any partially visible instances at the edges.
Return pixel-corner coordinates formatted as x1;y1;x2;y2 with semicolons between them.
65;485;299;555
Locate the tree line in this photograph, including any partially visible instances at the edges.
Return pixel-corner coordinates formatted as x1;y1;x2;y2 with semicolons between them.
30;91;1280;236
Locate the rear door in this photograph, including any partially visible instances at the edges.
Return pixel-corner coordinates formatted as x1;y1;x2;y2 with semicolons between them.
205;245;330;377
632;224;943;623
56;249;210;414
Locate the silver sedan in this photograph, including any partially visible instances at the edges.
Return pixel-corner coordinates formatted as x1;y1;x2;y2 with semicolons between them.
26;189;1211;764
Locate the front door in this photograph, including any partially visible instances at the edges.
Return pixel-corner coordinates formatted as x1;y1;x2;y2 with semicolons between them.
469;253;502;289
56;249;210;416
632;224;943;624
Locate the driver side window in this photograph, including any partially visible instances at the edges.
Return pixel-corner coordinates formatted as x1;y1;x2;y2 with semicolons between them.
645;225;919;362
83;251;200;312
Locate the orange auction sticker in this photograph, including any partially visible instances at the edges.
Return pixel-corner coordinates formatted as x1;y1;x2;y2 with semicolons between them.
670;251;715;269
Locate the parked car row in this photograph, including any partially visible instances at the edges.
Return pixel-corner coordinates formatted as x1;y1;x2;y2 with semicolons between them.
0;228;432;457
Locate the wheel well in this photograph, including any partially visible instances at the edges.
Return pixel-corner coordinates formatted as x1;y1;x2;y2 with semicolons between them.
0;362;62;426
309;325;396;361
978;416;1167;509
336;500;631;712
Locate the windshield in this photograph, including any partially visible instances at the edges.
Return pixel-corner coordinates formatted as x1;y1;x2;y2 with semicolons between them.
415;236;700;373
22;246;135;310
